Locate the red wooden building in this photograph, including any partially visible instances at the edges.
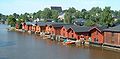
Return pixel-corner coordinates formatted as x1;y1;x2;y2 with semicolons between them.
45;22;58;34
60;25;107;45
104;25;120;47
24;22;33;31
15;23;19;29
49;23;67;35
32;25;36;32
60;24;73;38
67;26;90;40
22;22;26;30
89;27;106;45
35;22;47;33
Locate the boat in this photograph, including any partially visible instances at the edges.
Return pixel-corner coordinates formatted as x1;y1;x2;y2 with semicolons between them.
63;39;76;45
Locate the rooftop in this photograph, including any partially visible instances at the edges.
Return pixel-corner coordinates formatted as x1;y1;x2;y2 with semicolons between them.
104;24;120;32
70;26;90;32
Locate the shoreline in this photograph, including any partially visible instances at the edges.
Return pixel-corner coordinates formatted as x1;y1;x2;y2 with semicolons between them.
10;28;120;52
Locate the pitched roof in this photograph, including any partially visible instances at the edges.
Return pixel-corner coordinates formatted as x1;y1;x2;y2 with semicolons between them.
46;22;58;26
104;24;120;32
36;22;58;26
36;22;66;27
89;26;108;32
73;18;86;22
36;22;47;26
51;23;68;28
63;24;76;30
70;26;90;32
25;22;33;25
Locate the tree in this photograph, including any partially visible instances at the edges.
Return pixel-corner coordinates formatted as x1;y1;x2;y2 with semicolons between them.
100;7;114;26
74;11;81;18
7;15;16;27
18;13;31;22
81;9;87;19
13;13;19;19
51;10;59;22
64;12;72;24
68;7;76;13
0;13;2;20
89;7;102;22
41;8;51;19
84;20;95;26
63;7;77;24
33;10;42;19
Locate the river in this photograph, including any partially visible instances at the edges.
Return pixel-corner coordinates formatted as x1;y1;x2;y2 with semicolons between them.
0;24;120;59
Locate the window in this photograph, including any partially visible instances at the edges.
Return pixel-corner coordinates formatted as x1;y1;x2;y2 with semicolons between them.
94;38;98;42
72;35;74;37
78;36;80;39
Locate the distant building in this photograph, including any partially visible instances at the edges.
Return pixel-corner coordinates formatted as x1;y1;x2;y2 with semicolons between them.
58;12;65;20
72;18;86;26
51;6;62;12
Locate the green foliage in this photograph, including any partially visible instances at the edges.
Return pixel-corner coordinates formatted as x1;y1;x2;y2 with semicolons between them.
64;7;76;24
7;15;16;27
41;8;51;19
51;10;59;20
74;11;81;18
64;12;72;24
68;7;76;13
33;10;42;19
84;20;95;26
1;6;120;27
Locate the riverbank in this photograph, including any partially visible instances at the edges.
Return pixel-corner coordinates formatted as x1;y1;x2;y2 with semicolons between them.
1;24;120;59
11;27;120;52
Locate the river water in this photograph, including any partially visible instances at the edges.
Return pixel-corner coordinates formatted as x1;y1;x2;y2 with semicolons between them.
0;24;120;59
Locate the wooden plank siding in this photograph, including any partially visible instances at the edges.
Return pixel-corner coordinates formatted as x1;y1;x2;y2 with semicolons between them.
90;28;104;44
104;32;120;46
36;25;40;33
67;28;89;40
32;26;36;32
50;26;62;35
40;26;46;32
60;27;69;38
45;25;51;34
22;23;26;30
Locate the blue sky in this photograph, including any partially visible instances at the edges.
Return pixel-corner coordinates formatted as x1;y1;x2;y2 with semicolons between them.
0;0;120;15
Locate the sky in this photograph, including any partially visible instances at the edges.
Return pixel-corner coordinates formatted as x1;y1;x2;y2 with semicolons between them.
0;0;120;15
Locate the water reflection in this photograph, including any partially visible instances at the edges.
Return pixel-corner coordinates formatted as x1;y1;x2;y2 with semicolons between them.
0;40;16;47
0;24;120;59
